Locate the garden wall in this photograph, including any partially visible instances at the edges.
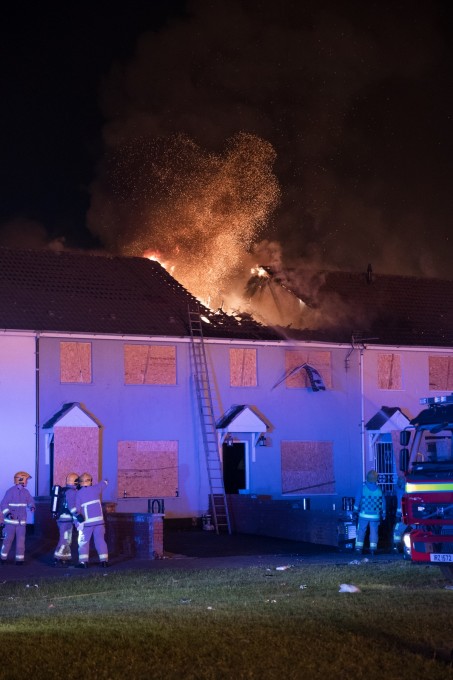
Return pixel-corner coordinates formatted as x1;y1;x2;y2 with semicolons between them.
227;495;338;546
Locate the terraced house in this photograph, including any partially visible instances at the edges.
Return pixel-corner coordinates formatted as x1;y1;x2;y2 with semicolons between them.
0;247;452;549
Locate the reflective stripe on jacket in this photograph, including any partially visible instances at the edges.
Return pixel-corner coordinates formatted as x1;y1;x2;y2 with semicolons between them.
1;485;35;522
76;481;107;526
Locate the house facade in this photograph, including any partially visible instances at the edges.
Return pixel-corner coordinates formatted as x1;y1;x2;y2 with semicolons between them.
1;248;453;545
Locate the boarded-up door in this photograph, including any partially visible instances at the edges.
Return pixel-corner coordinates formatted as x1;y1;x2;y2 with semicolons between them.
52;426;100;486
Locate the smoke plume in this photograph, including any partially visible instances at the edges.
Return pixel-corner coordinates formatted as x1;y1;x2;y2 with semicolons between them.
87;0;451;325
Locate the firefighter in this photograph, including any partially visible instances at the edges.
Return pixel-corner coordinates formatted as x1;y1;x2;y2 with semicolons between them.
1;471;35;565
392;475;408;553
53;472;83;566
75;472;109;568
353;469;386;556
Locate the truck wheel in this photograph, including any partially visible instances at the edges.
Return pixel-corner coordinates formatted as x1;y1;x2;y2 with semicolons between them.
439;564;453;582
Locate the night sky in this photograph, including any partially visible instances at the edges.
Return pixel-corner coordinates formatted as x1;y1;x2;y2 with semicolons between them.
2;0;453;284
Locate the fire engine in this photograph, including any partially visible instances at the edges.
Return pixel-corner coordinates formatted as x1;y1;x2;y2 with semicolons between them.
400;394;453;580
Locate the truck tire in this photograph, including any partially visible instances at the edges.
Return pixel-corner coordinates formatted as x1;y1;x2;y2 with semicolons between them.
439;564;453;582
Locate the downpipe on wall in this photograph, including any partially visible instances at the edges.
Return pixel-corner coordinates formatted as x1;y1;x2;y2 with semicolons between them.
359;346;366;482
35;334;40;495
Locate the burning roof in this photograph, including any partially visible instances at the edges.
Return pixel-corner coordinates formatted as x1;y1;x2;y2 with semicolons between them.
0;247;279;341
245;265;453;347
2;247;452;348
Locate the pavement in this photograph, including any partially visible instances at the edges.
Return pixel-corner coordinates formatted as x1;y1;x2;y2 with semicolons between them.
0;530;402;581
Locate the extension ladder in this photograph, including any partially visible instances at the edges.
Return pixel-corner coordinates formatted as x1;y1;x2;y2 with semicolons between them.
188;307;231;534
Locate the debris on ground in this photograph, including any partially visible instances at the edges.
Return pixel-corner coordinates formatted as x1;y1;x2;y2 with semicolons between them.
339;583;361;593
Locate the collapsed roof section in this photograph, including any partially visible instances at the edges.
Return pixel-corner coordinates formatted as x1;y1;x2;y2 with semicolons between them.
257;267;453;347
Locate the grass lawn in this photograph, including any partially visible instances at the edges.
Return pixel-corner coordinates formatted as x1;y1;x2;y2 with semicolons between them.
0;561;452;679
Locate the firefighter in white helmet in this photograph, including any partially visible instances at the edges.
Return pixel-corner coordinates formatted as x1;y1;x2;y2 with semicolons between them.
1;471;35;565
74;472;109;568
52;472;84;566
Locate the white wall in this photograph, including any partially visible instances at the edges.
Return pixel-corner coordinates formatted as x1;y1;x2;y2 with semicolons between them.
0;334;36;502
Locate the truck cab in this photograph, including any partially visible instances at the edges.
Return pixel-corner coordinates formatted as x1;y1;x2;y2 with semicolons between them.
400;395;453;579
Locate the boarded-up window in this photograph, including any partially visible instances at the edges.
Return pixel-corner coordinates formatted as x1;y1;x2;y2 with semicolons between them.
230;348;257;387
378;353;402;390
281;441;335;494
284;351;332;389
429;356;453;391
124;345;176;385
53;426;99;487
60;342;92;383
118;441;178;497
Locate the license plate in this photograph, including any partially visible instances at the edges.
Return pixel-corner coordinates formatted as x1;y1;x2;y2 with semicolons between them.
430;553;453;563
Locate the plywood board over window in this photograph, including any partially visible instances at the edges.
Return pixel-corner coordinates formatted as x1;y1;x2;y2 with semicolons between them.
53;426;99;487
60;342;92;383
429;355;453;391
284;350;332;389
378;353;402;390
124;345;176;385
230;348;257;387
118;440;178;498
281;441;335;494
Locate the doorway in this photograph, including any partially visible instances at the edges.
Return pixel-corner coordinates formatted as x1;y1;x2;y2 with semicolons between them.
222;442;246;494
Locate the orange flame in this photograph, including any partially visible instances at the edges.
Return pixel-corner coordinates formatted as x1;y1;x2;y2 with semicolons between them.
144;249;166;267
250;265;270;278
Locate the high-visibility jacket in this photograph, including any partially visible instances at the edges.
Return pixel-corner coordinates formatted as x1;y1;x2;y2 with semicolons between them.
1;485;35;525
76;481;107;527
354;482;385;521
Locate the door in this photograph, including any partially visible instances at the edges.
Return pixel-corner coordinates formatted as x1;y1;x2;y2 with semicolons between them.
374;435;397;549
222;442;246;494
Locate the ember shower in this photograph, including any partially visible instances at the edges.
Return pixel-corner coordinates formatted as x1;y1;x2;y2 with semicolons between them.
88;132;280;308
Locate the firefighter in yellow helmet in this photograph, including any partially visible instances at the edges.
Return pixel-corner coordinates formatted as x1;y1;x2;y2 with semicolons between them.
1;471;35;565
74;472;109;568
52;472;84;566
353;470;386;556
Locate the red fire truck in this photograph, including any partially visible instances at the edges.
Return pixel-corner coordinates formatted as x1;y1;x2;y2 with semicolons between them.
400;394;453;580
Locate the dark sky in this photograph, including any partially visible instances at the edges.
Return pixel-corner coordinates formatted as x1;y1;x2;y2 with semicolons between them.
2;0;453;281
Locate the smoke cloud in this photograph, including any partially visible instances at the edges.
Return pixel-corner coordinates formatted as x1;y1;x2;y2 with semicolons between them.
86;0;451;324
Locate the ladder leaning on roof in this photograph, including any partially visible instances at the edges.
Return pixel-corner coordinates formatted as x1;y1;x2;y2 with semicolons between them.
188;306;231;535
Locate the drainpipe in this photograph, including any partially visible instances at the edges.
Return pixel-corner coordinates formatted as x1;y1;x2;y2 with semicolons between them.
35;334;40;495
359;345;366;482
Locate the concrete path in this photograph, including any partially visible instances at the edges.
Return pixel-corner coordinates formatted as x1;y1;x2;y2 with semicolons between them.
0;530;403;582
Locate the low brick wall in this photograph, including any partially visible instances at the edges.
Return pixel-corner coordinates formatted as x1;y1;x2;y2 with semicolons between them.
33;499;164;559
228;495;339;546
105;512;164;559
